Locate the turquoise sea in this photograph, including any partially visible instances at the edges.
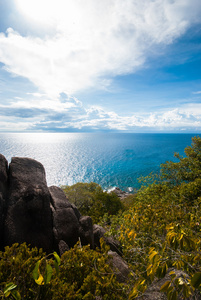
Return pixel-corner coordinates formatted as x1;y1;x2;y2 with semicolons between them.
0;133;198;191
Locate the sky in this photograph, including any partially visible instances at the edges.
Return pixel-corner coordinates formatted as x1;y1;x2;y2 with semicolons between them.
0;0;201;133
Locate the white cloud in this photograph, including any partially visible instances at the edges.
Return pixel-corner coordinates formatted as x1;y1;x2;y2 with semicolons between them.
1;96;201;132
0;0;201;98
193;91;201;94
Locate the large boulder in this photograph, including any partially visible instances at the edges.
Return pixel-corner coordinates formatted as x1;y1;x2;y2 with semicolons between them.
4;157;53;253
49;186;94;253
0;154;8;248
49;185;80;252
108;250;131;283
79;216;94;249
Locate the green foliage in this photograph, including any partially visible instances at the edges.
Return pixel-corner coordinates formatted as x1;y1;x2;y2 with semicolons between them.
50;239;127;299
62;182;124;223
0;282;21;299
0;241;126;299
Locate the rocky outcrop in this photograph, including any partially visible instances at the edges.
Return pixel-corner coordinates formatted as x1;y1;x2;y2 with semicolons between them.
49;185;81;250
109;187;130;200
4;157;53;253
0;155;116;256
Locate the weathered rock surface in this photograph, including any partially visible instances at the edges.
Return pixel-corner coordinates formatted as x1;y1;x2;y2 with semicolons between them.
0;154;8;249
4;157;53;253
49;185;80;250
79;215;94;249
108;250;131;283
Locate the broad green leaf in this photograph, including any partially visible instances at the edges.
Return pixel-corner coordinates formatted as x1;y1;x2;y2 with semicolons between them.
32;260;40;280
44;263;53;284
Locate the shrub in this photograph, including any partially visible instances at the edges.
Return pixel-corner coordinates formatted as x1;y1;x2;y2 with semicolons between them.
62;182;124;223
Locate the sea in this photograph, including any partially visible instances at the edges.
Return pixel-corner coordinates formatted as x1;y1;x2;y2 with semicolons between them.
0;133;199;191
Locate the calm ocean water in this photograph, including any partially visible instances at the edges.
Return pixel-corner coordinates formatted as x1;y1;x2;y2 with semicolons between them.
0;133;198;191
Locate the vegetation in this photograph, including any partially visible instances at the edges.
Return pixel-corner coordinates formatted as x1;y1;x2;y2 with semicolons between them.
61;182;124;223
105;136;201;298
0;136;201;299
0;241;126;299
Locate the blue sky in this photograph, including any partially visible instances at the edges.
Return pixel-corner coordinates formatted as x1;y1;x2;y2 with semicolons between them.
0;0;201;132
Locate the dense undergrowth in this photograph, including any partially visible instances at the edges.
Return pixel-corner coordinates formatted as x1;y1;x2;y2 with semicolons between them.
0;136;201;299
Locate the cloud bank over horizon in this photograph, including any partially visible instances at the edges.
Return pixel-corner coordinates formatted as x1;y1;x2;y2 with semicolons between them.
0;0;201;132
1;94;201;132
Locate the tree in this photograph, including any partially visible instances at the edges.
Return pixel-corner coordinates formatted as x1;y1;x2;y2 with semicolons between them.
161;136;201;185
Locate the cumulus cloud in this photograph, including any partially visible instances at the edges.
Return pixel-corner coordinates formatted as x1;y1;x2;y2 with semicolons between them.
0;0;201;97
1;95;200;132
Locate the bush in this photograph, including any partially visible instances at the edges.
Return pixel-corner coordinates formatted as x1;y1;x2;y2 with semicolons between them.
62;182;124;223
0;241;127;299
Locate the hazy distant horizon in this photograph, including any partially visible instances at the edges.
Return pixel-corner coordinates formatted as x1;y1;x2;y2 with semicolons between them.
0;132;196;190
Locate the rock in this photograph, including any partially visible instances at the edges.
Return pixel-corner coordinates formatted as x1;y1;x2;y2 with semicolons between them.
4;157;53;253
108;250;131;283
93;224;122;256
0;154;8;249
49;185;80;252
58;240;69;255
109;187;130;200
79;216;94;248
0;154;122;258
139;268;197;300
71;203;81;220
0;154;8;196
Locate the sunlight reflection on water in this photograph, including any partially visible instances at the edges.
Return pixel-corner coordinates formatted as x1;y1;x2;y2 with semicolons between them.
0;133;195;190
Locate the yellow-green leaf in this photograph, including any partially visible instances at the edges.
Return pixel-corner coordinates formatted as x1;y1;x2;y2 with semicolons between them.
160;280;171;292
35;274;44;285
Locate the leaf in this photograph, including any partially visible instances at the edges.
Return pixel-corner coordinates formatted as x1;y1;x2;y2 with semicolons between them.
54;260;59;275
32;260;40;280
160;281;171;292
4;283;17;294
4;291;11;298
149;251;158;263
11;290;21;300
35;274;44;285
191;272;201;288
44;263;53;284
53;252;61;266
